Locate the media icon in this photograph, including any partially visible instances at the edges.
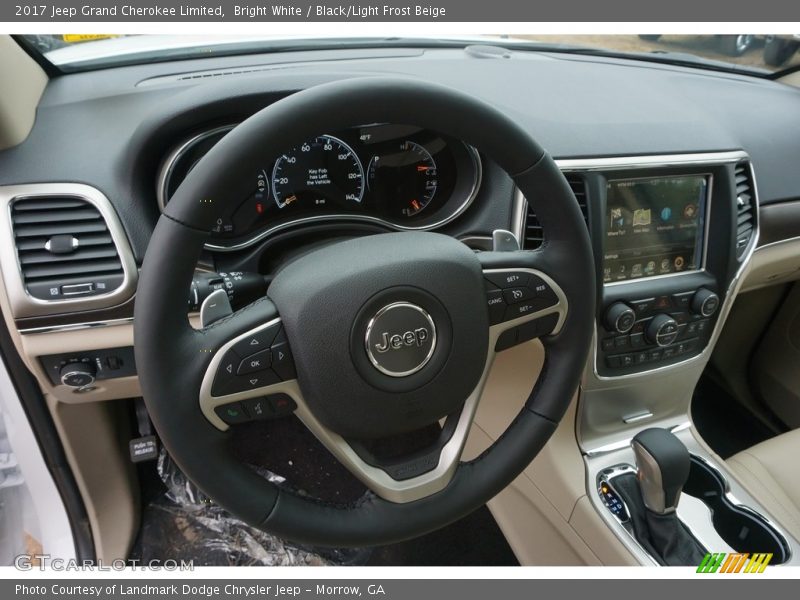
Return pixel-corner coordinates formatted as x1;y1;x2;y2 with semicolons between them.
631;263;643;277
660;207;672;221
674;255;685;270
683;204;697;219
660;258;671;272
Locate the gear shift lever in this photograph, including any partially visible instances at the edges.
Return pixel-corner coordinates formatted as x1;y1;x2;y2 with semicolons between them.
631;428;691;514
609;427;706;565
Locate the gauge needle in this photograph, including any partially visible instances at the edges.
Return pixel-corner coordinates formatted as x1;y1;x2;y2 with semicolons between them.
416;165;429;172
411;199;421;211
285;195;297;205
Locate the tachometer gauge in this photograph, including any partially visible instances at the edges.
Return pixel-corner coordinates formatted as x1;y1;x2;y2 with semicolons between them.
368;141;438;217
271;135;364;209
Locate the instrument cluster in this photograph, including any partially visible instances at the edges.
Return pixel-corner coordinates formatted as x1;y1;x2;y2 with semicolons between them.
158;123;481;250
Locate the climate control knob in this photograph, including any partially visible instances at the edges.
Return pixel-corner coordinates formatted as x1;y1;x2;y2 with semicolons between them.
691;288;719;317
59;362;96;388
604;302;636;333
646;314;680;347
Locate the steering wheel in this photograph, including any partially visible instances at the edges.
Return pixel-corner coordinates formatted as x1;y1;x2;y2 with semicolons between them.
134;77;595;547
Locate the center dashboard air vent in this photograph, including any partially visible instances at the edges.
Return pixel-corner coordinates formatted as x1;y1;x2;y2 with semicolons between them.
734;161;756;259
0;184;137;319
523;174;589;250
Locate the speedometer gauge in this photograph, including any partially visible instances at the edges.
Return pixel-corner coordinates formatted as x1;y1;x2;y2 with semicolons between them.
368;140;438;218
271;135;364;209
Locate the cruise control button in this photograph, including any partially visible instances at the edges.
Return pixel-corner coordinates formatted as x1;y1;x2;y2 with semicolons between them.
270;341;297;380
486;289;506;324
231;323;281;358
214;403;250;425
527;275;559;305
484;271;529;289
237;349;271;375
503;286;534;305
503;297;552;321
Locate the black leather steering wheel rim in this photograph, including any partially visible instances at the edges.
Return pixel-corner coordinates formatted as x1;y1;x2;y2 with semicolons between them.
134;77;595;547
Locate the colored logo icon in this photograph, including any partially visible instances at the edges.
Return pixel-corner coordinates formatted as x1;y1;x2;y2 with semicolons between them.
660;207;672;221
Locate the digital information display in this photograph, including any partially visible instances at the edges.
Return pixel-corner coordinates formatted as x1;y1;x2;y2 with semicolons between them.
603;175;709;284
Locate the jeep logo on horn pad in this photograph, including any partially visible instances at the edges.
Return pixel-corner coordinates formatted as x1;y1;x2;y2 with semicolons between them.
365;302;437;377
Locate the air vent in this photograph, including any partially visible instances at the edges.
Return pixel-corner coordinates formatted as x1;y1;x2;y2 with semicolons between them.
10;195;125;301
734;162;756;259
523;174;589;250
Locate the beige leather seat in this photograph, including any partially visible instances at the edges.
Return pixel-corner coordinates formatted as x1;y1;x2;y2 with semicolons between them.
726;428;800;542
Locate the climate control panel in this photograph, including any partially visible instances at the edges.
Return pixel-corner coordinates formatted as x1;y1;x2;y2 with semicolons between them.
598;288;719;375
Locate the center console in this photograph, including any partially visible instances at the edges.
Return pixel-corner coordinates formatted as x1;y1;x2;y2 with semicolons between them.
538;151;799;566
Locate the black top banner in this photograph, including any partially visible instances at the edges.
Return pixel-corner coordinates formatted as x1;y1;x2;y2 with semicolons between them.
4;0;800;22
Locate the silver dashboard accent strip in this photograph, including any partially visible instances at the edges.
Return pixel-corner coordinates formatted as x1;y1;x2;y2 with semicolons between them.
18;317;134;336
198;268;568;504
156;125;483;253
556;150;749;172
0;184;138;319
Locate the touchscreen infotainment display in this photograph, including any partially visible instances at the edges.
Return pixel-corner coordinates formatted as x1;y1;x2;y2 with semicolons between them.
603;175;709;284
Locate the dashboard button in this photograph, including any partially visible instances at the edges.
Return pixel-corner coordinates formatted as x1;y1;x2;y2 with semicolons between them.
613;336;630;349
601;337;615;351
630;333;646;348
653;296;672;311
662;347;677;359
634;351;648;365
630;298;655;316
648;349;663;362
696;319;710;333
606;355;621;368
620;354;635;367
671;292;694;309
236;349;271;375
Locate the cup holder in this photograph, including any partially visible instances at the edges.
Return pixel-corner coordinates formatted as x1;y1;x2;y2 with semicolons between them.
683;456;791;564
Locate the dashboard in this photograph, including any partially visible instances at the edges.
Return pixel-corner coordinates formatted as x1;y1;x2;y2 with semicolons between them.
0;43;798;403
158;123;481;250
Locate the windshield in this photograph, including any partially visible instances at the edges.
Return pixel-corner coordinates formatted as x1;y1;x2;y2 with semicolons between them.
18;34;800;76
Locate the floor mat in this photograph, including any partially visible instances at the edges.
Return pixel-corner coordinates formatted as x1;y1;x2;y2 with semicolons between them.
366;506;518;566
691;375;776;459
130;449;517;566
